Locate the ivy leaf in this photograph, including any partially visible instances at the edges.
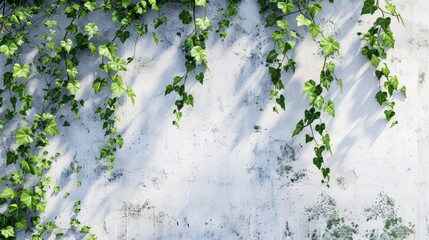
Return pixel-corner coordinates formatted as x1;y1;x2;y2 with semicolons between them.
0;188;15;199
116;30;130;43
36;202;46;212
322;134;333;155
370;55;380;67
292;120;304;137
385;3;396;14
80;226;91;233
375;17;391;31
13;64;31;79
323;99;335;117
70;219;80;228
60;39;73;53
20;190;36;208
190;46;206;64
309;23;321;38
98;43;117;60
1;226;14;238
401;86;407;98
277;0;294;14
67;80;80;95
375;91;387;105
276;20;289;30
276;94;285;110
320;36;340;56
179;10;192;24
361;0;377;15
107;57;127;72
308;3;322;18
45;119;59;136
111;77;126;97
195;0;206;7
16;127;34;145
84;1;97;11
126;88;136;105
195;17;211;31
0;43;18;58
303;80;316;94
296;14;311;27
92;77;107;94
384;109;395;121
314;95;324;109
84;23;99;39
88;234;98;240
8;204;24;219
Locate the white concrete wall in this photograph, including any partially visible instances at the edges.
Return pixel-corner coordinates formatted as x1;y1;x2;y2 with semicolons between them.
35;0;429;239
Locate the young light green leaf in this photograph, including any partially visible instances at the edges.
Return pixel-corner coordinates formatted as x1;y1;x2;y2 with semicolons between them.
195;17;211;31
303;80;316;94
60;39;73;53
190;46;206;64
111;77;126;97
0;188;15;199
1;226;14;238
314;95;324;109
296;14;312;27
309;24;321;38
277;0;294;14
13;64;31;79
84;23;99;39
292;120;304;137
195;0;206;7
67;80;80;95
0;43;18;58
323;99;335;117
320;36;340;56
16;127;34;145
45;119;59;136
308;3;322;18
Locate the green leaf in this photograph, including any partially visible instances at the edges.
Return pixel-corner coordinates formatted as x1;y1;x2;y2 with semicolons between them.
179;10;192;24
84;23;99;39
276;20;289;30
88;234;98;240
322;134;332;155
309;24;321;38
323;99;335;117
45;119;59;136
314;95;324;109
126;88;136;105
401;86;407;98
195;0;206;7
296;14;311;27
93;77;107;94
116;30;130;43
292;120;304;137
13;64;31;79
361;0;377;15
1;226;14;238
0;188;15;199
375;91;387;105
277;0;294;14
190;46;206;64
20;190;36;208
303;80;316;94
276;94;285;110
370;55;380;67
80;226;91;233
70;219;80;228
98;43;117;60
16;127;34;145
84;1;97;11
107;57;127;72
308;3;322;18
195;17;211;31
67;80;80;95
0;43;18;58
60;39;73;53
384;109;395;121
266;49;278;63
111;76;126;97
36;202;46;212
375;17;391;31
320;36;340;56
385;3;396;14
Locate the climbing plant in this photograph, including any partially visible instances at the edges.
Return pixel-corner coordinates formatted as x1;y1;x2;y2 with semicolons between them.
0;0;403;238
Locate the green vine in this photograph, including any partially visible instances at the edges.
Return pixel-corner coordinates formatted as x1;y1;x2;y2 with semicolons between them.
0;0;405;238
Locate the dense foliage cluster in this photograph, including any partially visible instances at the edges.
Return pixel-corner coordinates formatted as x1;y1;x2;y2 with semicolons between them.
0;0;404;238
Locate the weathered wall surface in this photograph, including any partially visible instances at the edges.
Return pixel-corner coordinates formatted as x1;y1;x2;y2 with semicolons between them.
33;0;429;239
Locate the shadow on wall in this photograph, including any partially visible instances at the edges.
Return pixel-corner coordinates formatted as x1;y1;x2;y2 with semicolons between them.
12;0;411;239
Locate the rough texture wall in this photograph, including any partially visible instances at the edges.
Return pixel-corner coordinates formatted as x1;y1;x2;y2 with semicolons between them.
33;0;429;239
